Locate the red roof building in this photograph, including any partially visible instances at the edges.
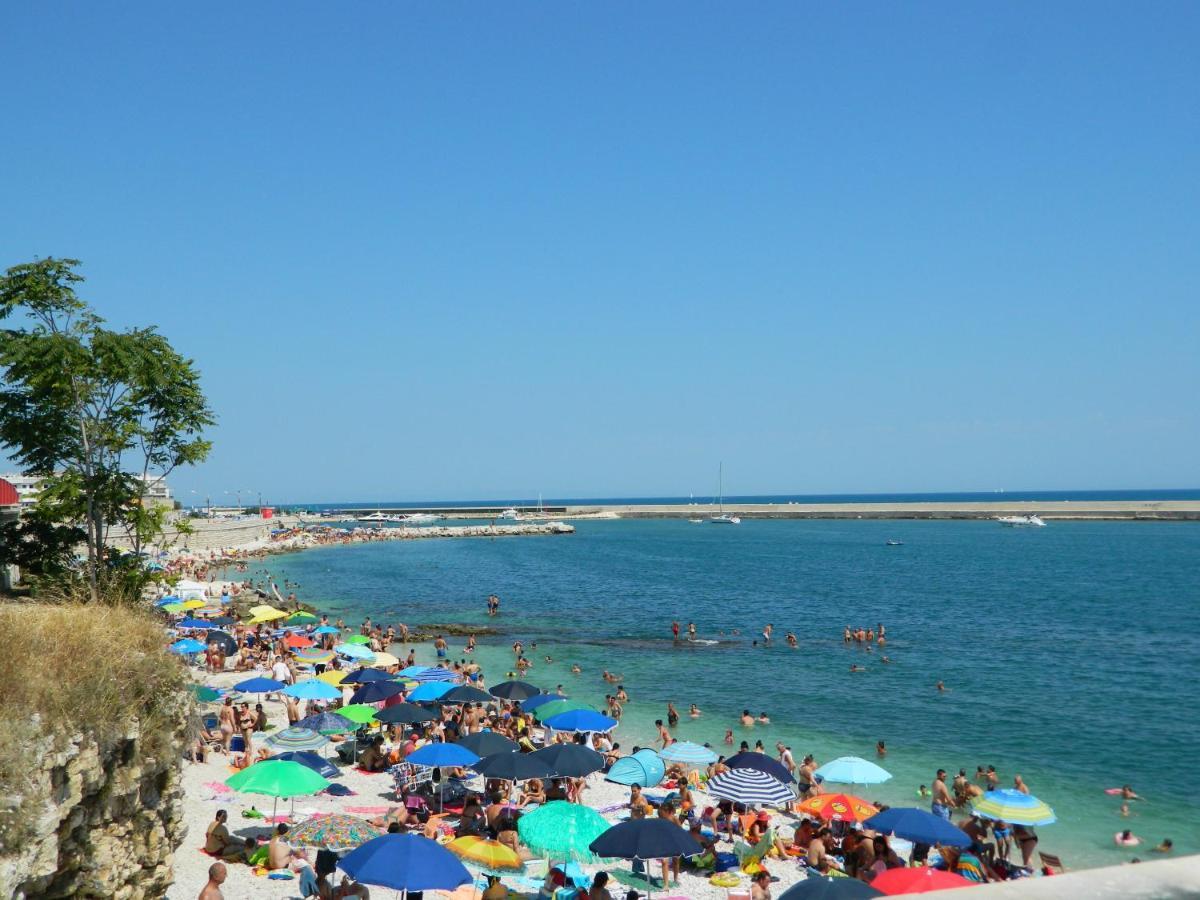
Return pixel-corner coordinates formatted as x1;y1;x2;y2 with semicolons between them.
0;478;19;507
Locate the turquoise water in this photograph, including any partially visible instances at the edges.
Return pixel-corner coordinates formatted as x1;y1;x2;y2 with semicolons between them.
246;519;1200;867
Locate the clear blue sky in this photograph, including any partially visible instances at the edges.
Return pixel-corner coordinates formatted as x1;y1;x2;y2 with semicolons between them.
2;3;1197;503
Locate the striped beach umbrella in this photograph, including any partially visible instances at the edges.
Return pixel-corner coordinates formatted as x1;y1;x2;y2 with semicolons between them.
708;768;795;807
814;756;892;785
265;727;330;752
972;789;1056;826
294;648;335;664
659;741;718;765
408;666;458;682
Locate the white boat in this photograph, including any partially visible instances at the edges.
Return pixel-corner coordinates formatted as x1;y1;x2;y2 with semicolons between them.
497;508;520;520
708;463;741;525
688;518;704;524
997;515;1047;527
357;511;394;523
397;513;441;525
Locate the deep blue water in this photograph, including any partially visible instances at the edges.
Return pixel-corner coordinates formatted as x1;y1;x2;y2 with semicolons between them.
280;488;1200;511
244;518;1200;866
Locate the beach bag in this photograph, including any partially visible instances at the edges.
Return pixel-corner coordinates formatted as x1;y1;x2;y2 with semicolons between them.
714;852;738;872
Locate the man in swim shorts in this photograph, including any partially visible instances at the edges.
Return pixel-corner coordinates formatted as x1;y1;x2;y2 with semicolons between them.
932;769;954;821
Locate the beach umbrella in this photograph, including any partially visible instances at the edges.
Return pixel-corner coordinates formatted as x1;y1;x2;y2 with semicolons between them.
472;751;557;782
155;595;182;606
344;668;395;684
530;744;605;777
456;732;519;756
294;648;335;664
862;807;972;849
335;643;375;660
209;616;236;627
313;625;341;635
407;742;480;768
370;651;400;667
284;633;314;649
448;835;523;870
522;693;566;712
233;676;286;694
541;710;618;733
375;703;438;726
350;681;404;704
248;607;288;624
398;665;429;677
286;611;319;625
606;749;666;787
188;684;221;702
169;638;205;655
177;617;212;629
227;759;330;820
270;750;338;779
338;704;379;725
725;751;796;784
265;727;330;753
778;878;883;900
295;711;355;734
284;680;342;702
316;670;349;686
517;801;610;862
409;666;458;682
708;768;795;807
161;603;186;614
345;634;371;645
288;814;381;851
589;817;702;861
972;789;1056;826
441;685;494;704
408;681;456;702
797;793;879;823
531;698;587;720
658;742;718;765
249;603;282;616
181;598;207;610
814;756;892;785
204;630;237;655
490;680;541;701
338;834;471;892
869;867;973;895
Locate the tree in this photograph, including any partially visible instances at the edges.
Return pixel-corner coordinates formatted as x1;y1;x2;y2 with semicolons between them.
0;258;214;601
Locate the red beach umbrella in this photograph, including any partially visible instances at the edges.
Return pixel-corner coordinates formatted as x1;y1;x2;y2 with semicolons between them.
285;633;315;648
870;866;974;894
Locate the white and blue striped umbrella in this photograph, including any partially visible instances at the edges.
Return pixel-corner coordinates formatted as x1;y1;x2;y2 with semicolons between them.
659;742;719;765
707;768;795;807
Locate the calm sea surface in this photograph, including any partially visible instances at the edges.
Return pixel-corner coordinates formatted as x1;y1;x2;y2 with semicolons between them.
245;518;1200;867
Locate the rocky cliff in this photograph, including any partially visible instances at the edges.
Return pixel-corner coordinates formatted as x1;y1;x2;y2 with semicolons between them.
0;715;188;899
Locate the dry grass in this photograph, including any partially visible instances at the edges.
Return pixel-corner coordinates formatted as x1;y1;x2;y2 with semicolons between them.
0;600;190;841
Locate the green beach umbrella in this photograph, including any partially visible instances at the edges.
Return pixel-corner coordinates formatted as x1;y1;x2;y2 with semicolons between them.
188;684;221;702
226;759;331;822
516;800;610;861
287;611;319;624
162;603;186;614
533;699;590;721
338;704;379;724
345;635;371;645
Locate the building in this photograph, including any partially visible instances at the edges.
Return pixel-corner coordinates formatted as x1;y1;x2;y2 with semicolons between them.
0;472;172;509
0;473;44;510
0;477;21;589
134;474;173;508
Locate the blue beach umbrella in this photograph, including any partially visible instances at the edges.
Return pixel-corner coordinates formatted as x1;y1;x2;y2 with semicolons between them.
295;711;356;734
522;693;566;712
169;638;206;654
313;625;340;635
397;665;429;677
349;681;404;704
863;807;972;848
489;680;541;700
542;709;618;733
407;742;480;768
456;732;519;756
344;668;394;684
530;744;606;777
410;667;457;682
270;750;338;779
155;595;182;606
778;878;883;900
814;756;892;785
472;751;557;782
589;817;703;861
339;834;471;893
440;684;494;704
725;751;796;784
335;643;375;660
708;768;795;807
407;681;455;702
234;676;286;694
177;618;213;629
659;741;718;765
606;749;665;787
283;679;342;701
972;789;1057;826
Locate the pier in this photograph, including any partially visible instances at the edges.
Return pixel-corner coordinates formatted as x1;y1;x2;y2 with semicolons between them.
576;500;1200;521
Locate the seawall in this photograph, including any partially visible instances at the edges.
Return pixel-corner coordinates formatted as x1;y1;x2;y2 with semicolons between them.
572;500;1200;521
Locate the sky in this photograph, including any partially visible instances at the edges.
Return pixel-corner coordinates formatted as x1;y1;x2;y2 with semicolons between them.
2;3;1197;503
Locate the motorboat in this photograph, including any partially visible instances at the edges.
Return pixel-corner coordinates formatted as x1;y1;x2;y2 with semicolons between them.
358;511;396;523
886;539;904;546
997;515;1047;527
709;514;741;525
397;513;442;525
497;508;520;520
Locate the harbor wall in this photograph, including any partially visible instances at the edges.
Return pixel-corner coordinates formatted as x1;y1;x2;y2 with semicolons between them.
577;500;1200;521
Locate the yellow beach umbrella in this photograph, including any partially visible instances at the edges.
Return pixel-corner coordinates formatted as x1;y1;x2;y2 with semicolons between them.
317;670;349;686
370;652;400;667
181;598;207;610
247;608;288;625
448;835;523;870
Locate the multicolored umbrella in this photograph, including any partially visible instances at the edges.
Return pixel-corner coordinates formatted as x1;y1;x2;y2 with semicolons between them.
288;814;382;851
264;727;330;752
972;789;1056;826
516;800;610;862
797;793;878;823
294;648;336;663
448;835;523;870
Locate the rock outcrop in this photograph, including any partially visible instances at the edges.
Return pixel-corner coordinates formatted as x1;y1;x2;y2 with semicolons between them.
0;716;188;899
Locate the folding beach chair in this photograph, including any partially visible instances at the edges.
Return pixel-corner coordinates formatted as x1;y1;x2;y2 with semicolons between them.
1038;851;1067;874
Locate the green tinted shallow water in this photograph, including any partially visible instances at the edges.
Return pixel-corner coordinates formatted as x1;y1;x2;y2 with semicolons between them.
246;519;1200;867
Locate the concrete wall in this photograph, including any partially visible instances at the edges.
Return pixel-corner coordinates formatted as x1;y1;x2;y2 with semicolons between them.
106;516;278;553
952;853;1200;898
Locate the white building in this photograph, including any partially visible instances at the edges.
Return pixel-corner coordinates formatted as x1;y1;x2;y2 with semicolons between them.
0;473;44;509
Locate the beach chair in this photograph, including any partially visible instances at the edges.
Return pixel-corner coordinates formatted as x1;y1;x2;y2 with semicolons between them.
1038;851;1066;874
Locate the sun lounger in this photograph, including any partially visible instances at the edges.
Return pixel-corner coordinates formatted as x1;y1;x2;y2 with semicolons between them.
1038;851;1066;874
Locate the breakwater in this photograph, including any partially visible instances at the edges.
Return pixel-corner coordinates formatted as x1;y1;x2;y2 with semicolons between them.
578;499;1200;520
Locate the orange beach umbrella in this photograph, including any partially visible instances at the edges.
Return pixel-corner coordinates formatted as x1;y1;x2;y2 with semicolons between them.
797;793;878;823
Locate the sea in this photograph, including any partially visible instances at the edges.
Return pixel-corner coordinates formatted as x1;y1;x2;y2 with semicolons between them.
236;509;1200;869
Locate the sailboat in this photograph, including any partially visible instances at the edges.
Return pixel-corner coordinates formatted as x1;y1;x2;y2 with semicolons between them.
708;463;741;525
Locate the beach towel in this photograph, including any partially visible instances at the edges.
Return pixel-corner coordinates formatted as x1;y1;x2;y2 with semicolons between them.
345;805;391;815
203;781;233;793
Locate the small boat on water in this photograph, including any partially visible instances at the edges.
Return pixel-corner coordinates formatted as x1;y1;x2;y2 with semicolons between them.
708;463;741;525
497;508;520;521
688;518;703;524
997;515;1047;527
358;511;402;523
886;539;903;546
397;513;442;525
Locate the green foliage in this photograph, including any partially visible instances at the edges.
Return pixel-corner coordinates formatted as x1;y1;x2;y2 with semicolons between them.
0;258;215;600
